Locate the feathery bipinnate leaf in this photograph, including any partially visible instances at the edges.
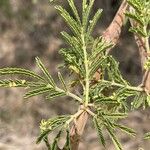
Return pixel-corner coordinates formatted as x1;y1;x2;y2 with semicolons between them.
106;56;128;85
63;129;71;150
24;86;52;99
93;117;106;148
93;112;135;149
89;38;112;78
105;124;123;150
1;0;147;150
125;12;145;26
58;72;67;91
60;31;84;73
0;68;44;81
127;0;143;14
0;79;47;88
0;58;82;102
46;90;65;100
0;79;27;87
91;81;137;112
90;37;113;60
61;31;83;59
129;26;148;37
101;113;127;119
131;92;147;110
127;0;150;38
55;5;81;36
89;55;107;78
82;0;95;32
37;115;70;144
51;131;62;150
88;9;103;35
35;57;55;87
67;0;81;24
60;48;85;76
113;123;136;137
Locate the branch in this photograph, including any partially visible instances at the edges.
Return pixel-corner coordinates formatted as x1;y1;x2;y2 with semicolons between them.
102;0;128;51
70;107;89;150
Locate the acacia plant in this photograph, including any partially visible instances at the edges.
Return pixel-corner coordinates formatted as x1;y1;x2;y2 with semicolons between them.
0;0;149;149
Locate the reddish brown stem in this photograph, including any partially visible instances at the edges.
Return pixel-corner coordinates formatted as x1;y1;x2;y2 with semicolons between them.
70;111;88;150
102;0;128;48
94;0;128;80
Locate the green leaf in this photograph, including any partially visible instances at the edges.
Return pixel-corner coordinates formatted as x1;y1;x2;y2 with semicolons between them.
51;131;62;150
82;0;95;32
55;5;81;36
0;79;27;87
35;57;55;87
67;0;81;23
102;113;127;119
126;12;145;26
37;115;70;144
90;37;113;61
58;72;67;91
37;129;51;145
27;81;46;88
24;86;52;98
89;55;107;78
94;97;119;105
46;90;65;100
93;118;106;148
106;56;127;85
105;125;123;150
129;26;148;37
61;31;83;58
60;48;85;76
0;68;44;81
127;0;143;14
63;129;71;150
114;123;136;137
131;92;146;109
88;9;102;35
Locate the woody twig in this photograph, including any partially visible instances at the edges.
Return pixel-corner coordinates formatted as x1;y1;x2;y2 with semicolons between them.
102;0;128;49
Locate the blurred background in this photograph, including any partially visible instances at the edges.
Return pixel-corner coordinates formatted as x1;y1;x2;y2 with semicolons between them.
0;0;150;149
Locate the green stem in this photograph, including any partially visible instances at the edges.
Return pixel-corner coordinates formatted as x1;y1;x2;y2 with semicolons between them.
55;87;83;103
97;80;144;92
81;29;89;106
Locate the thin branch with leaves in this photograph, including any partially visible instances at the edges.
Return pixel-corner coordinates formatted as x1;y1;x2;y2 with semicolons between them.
0;0;150;150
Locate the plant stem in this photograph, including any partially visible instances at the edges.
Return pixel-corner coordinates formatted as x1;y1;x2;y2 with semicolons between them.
55;87;83;103
85;108;95;116
66;109;84;125
97;80;144;92
70;110;88;150
81;29;89;106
